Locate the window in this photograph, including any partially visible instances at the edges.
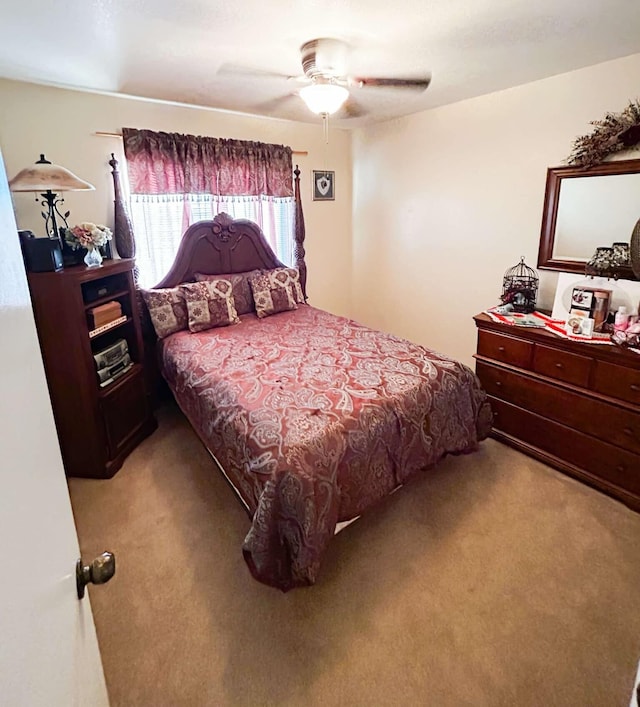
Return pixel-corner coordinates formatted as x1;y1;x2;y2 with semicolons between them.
129;193;295;288
122;129;295;288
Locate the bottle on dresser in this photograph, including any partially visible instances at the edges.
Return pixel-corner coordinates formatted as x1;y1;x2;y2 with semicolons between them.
614;306;630;332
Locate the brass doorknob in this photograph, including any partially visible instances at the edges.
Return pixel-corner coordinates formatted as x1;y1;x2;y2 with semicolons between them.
76;552;116;599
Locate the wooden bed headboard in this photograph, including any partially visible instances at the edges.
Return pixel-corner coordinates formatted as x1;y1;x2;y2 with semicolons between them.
109;153;307;296
154;212;306;298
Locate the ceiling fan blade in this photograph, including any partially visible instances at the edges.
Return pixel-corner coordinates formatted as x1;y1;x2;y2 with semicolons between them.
338;95;367;119
217;63;294;82
251;93;299;115
352;76;431;91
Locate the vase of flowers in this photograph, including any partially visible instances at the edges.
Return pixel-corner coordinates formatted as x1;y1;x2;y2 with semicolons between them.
63;223;113;268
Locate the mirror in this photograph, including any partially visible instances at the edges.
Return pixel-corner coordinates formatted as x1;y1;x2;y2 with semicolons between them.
537;158;640;275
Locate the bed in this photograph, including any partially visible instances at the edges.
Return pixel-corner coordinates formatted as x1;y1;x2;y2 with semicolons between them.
143;212;492;591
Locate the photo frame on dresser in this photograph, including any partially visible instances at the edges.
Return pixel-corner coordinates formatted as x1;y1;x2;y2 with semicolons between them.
552;273;640;322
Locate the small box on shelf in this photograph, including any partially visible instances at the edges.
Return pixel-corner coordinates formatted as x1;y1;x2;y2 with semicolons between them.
89;300;122;329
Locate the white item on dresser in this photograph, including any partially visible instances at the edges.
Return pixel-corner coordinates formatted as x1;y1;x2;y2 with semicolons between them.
551;272;640;321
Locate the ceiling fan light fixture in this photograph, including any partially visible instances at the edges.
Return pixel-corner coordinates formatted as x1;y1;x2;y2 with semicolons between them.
299;83;349;115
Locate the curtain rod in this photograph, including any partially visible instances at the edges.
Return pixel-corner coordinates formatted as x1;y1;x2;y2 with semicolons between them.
94;131;308;155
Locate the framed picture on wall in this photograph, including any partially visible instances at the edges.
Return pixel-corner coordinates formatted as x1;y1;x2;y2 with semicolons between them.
312;171;335;201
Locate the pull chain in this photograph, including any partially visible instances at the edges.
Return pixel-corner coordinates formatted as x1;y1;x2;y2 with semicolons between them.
322;113;329;144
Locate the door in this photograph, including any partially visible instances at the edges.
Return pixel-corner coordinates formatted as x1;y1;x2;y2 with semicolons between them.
0;150;109;706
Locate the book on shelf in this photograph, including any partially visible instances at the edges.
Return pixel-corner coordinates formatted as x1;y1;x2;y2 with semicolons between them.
89;315;127;338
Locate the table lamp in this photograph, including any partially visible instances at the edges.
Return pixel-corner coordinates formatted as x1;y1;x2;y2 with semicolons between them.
9;154;94;250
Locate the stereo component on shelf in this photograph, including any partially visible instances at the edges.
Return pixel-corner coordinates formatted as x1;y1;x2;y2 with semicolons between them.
83;275;124;304
93;338;129;369
93;338;132;387
97;354;133;388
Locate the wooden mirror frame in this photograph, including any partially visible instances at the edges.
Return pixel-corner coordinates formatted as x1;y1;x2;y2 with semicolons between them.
537;158;640;273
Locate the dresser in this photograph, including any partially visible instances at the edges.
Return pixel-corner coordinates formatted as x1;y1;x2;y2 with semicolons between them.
28;259;156;478
473;313;640;511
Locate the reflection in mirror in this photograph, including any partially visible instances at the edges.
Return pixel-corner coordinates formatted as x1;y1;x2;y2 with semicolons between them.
538;158;640;275
554;173;640;261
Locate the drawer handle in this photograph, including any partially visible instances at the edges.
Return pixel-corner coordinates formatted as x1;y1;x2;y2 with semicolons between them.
631;384;640;392
555;362;564;369
495;381;502;387
616;464;626;474
623;427;633;436
498;346;506;353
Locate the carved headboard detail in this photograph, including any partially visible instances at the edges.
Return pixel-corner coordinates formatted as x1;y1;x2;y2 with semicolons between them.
154;213;307;296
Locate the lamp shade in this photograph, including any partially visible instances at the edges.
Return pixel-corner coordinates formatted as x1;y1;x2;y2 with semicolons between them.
9;154;94;193
300;84;349;115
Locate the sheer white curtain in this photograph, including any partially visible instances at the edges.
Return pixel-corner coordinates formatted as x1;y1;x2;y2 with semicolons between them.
130;194;295;288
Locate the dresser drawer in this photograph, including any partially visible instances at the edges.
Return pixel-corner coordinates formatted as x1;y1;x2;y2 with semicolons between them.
477;330;533;369
593;361;640;406
477;361;640;455
532;343;592;387
490;396;640;496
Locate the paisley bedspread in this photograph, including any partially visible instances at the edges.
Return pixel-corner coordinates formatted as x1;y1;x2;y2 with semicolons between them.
160;305;492;590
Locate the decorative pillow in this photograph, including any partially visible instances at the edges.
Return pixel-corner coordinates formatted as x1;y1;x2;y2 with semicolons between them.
194;270;260;315
266;267;305;303
249;272;298;318
179;280;240;332
141;287;188;339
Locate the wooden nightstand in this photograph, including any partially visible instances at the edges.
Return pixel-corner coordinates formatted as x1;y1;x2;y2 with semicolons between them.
27;259;156;478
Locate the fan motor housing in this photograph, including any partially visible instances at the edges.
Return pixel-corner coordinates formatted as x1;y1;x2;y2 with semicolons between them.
300;38;348;79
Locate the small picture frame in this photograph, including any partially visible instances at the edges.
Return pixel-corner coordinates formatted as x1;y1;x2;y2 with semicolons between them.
580;318;595;337
570;287;594;311
569;285;611;331
312;170;335;201
566;312;594;336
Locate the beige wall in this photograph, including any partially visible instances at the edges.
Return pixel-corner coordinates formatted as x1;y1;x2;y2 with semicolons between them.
352;53;640;367
3;53;640;365
0;79;352;316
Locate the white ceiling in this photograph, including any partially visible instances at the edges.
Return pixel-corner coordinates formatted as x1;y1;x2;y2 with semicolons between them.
1;0;640;128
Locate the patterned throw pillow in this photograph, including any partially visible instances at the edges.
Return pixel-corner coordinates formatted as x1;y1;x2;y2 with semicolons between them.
267;267;305;303
141;287;188;339
194;270;260;315
249;272;298;318
179;280;240;332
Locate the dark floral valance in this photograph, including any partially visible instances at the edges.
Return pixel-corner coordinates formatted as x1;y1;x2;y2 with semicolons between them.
122;128;293;197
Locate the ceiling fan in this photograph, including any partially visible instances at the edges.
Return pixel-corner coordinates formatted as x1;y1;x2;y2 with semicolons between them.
221;37;431;119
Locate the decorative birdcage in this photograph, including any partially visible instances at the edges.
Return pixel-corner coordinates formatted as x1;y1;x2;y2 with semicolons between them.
500;257;539;313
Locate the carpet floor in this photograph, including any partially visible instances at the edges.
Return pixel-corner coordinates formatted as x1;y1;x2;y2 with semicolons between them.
68;403;640;707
